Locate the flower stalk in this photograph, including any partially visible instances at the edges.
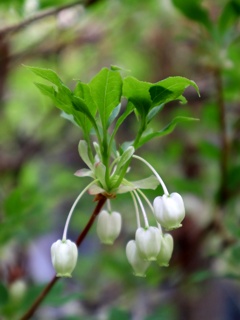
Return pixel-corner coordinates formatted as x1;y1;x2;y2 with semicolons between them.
133;155;169;195
62;179;98;241
20;196;107;320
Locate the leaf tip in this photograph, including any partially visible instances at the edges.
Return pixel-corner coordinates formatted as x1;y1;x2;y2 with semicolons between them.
111;65;131;73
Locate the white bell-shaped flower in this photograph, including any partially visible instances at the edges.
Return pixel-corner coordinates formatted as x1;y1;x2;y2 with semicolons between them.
157;233;174;267
126;240;150;277
135;226;161;261
153;193;185;230
51;239;78;277
97;210;122;245
9;279;27;302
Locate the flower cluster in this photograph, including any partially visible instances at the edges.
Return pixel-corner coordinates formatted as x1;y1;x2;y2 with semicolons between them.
50;141;185;278
28;66;198;278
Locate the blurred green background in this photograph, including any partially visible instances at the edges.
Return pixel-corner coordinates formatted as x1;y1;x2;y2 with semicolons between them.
0;0;240;319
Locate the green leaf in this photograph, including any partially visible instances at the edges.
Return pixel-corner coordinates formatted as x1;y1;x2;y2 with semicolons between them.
138;116;199;147
227;165;240;193
172;0;212;30
74;82;97;117
60;111;78;127
218;0;240;33
94;162;107;189
93;142;102;160
71;95;98;134
131;175;159;189
150;76;199;107
35;82;91;133
73;83;98;133
188;270;212;283
110;101;135;146
123;76;152;117
146;104;165;124
115;146;135;172
108;308;130;320
199;141;220;159
0;283;9;307
120;140;134;152
25;66;63;86
74;168;94;178
110;65;130;72
108;103;121;127
116;175;159;193
34;81;73;115
55;86;73;113
89;68;122;129
34;82;56;99
29;66;97;134
78;140;93;169
230;243;240;264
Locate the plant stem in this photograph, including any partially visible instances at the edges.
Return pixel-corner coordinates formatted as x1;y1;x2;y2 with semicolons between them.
113;119;146;189
20;276;59;320
20;195;107;320
133;155;169;195
62;180;98;241
76;195;106;246
137;189;154;214
133;190;149;228
102;133;110;188
130;191;141;229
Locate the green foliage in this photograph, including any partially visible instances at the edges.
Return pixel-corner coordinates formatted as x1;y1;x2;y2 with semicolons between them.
108;308;130;320
218;0;240;33
172;0;240;69
150;77;199;106
28;66;198;151
138;116;199;148
122;77;152;117
145;304;177;320
26;66;199;195
172;0;212;30
88;67;123;130
0;283;9;307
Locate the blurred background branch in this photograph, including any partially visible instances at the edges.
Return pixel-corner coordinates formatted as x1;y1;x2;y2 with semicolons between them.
0;0;99;37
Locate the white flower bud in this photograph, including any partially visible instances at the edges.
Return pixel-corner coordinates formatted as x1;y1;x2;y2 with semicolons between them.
97;210;122;245
157;233;174;267
9;279;27;302
126;240;150;277
51;239;78;277
135;226;161;261
153;193;185;230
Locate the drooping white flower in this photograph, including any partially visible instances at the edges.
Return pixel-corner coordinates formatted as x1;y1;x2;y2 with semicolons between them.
51;239;78;277
126;240;150;277
97;210;122;244
135;226;161;261
153;193;185;230
157;233;174;267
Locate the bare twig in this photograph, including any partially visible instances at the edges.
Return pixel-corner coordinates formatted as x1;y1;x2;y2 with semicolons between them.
20;195;107;320
0;0;99;38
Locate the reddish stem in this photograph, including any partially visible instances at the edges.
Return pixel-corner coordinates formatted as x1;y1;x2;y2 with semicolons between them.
20;195;107;320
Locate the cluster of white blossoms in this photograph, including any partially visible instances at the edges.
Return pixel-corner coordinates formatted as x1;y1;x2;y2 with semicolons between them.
125;190;184;277
50;142;185;278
